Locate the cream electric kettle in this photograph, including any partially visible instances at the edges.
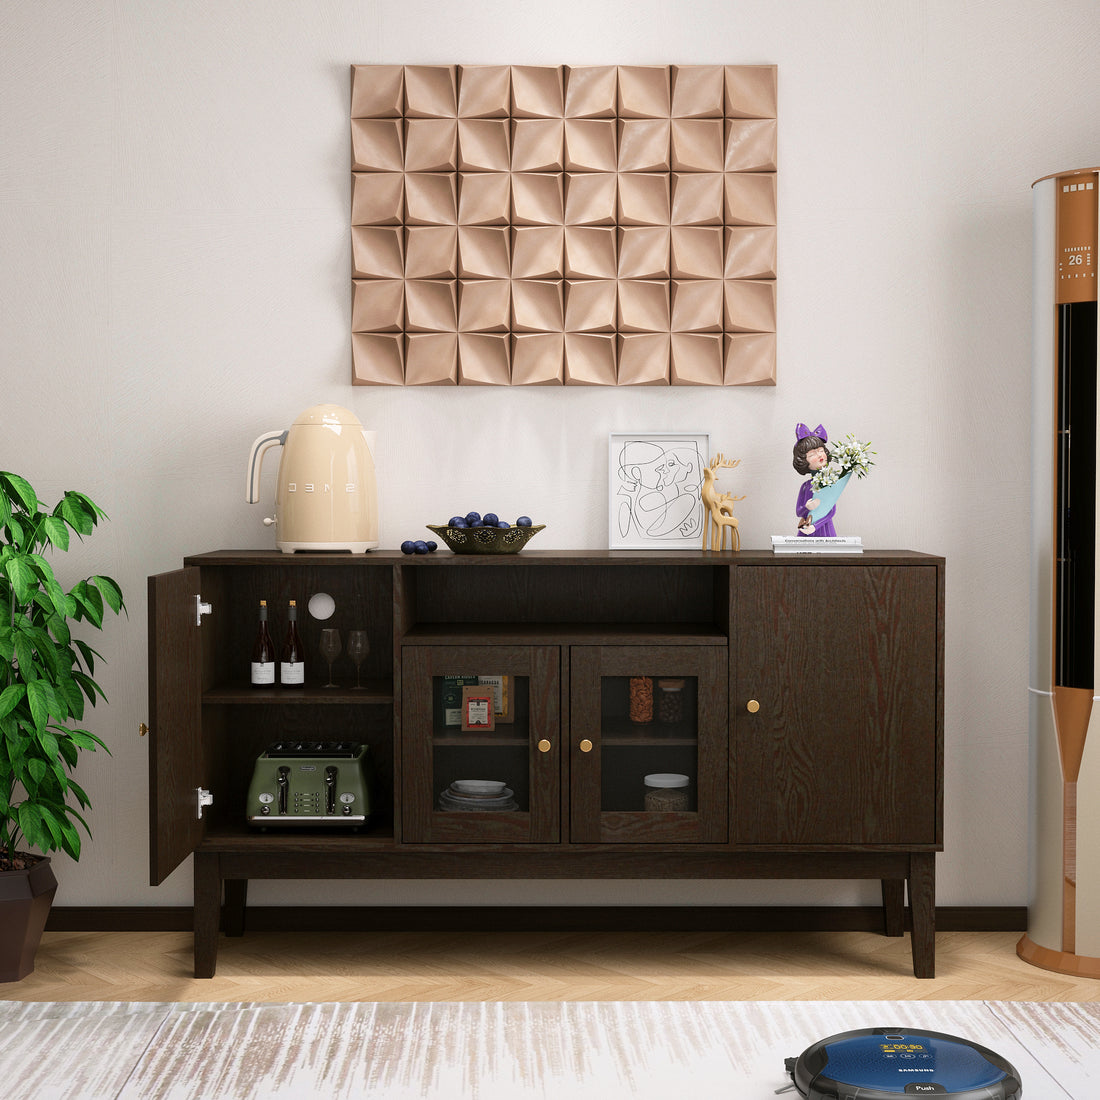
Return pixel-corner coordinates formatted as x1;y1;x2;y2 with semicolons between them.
246;404;379;553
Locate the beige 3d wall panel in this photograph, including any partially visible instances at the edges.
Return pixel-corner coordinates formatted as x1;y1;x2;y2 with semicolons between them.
350;65;777;386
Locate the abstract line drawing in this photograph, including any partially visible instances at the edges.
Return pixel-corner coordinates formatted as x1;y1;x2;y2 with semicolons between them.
608;432;709;549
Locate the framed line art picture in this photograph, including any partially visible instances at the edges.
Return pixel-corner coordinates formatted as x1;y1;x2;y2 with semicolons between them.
608;432;710;549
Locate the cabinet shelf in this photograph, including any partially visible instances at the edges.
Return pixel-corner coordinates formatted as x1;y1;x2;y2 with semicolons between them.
203;679;394;705
601;734;698;747
432;731;529;747
202;820;396;851
403;622;726;646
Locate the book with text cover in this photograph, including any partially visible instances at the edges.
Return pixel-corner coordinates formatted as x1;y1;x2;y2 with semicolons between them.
771;535;864;554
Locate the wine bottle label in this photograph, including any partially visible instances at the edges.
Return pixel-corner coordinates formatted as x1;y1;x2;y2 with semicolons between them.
280;661;305;685
251;661;275;685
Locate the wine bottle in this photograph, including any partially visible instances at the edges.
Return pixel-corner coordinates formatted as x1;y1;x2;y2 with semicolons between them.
279;599;305;687
250;599;276;687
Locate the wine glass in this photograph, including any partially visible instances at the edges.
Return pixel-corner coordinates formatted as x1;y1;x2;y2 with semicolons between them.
318;628;341;688
346;629;369;690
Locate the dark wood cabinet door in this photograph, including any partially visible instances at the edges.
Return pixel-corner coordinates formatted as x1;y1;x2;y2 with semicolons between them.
401;645;561;843
570;645;728;844
147;567;206;884
732;564;941;846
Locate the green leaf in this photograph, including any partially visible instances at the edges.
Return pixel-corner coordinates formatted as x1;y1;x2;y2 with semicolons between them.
0;684;25;722
13;632;37;680
42;609;72;647
90;575;125;615
55;672;84;718
15;802;46;848
57;815;80;859
71;580;104;628
26;679;49;731
56;735;78;769
36;727;59;761
60;494;94;536
68;727;107;753
73;638;99;675
41;515;70;551
3;556;37;603
68;778;92;808
1;473;38;515
72;671;103;709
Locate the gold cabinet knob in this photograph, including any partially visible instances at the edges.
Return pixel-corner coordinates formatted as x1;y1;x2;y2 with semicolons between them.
579;739;593;753
139;722;149;737
538;739;552;753
746;699;760;714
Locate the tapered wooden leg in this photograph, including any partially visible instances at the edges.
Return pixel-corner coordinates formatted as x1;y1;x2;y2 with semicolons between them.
881;878;905;937
223;879;248;937
908;852;936;978
193;852;221;979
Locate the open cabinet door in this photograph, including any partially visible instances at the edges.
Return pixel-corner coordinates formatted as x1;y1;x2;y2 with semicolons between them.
147;567;205;885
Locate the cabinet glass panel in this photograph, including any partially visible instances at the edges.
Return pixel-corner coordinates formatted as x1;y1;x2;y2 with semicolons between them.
431;674;530;814
600;675;698;813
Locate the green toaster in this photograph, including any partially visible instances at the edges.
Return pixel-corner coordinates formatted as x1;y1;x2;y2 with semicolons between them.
247;741;372;825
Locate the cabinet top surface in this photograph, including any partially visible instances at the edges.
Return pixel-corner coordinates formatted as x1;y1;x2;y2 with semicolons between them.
183;548;943;567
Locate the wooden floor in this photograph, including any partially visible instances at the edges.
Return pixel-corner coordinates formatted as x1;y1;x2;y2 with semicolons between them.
4;928;1100;1002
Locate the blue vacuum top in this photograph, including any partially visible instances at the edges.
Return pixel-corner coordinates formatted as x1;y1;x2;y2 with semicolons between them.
787;1027;1022;1098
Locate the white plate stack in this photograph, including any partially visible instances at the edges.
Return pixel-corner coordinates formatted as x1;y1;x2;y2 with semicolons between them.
438;779;518;812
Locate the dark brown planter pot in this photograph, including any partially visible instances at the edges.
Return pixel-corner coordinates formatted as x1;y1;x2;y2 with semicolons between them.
0;856;57;982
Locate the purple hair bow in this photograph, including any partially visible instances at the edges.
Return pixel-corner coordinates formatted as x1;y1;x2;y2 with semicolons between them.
796;422;827;442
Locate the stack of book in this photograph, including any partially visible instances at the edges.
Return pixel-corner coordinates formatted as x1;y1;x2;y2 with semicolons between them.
770;535;863;554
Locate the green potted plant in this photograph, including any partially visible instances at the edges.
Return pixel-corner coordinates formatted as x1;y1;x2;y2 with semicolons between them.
0;471;124;980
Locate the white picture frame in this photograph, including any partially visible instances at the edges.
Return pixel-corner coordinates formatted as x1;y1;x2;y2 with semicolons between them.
608;432;710;550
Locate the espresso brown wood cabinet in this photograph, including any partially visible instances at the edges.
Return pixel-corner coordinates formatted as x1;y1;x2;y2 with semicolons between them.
148;549;944;977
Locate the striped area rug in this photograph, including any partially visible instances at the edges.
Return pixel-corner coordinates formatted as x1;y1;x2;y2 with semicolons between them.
2;1000;1097;1098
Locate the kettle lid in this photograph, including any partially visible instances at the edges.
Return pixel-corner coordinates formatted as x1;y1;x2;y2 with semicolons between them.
292;404;363;428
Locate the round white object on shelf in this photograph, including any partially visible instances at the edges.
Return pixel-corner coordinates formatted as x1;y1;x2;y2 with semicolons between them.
308;591;336;620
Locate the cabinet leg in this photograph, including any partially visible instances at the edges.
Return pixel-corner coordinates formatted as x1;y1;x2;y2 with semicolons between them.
193;852;221;979
881;878;905;937
907;852;936;978
223;879;248;937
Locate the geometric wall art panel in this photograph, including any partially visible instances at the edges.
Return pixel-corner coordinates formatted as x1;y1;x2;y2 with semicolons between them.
350;64;777;385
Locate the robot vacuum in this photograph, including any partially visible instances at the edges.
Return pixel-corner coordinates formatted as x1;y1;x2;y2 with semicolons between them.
785;1027;1022;1098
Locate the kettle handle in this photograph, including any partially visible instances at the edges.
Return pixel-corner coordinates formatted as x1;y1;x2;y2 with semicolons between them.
246;429;287;503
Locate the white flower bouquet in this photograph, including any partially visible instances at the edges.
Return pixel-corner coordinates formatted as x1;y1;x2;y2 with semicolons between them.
810;435;875;491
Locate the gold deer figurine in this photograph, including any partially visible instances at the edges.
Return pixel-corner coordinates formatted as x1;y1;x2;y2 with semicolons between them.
701;453;744;552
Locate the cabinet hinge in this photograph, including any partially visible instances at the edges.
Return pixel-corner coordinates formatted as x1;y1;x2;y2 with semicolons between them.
194;594;213;626
196;787;214;819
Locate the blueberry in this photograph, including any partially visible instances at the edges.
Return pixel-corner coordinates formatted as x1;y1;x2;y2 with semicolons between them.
516;516;533;527
497;521;510;528
413;540;429;554
447;516;465;527
465;511;482;526
483;512;499;526
400;540;416;554
425;540;438;551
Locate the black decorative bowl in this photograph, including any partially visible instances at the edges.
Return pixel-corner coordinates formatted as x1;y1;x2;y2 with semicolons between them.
426;523;545;555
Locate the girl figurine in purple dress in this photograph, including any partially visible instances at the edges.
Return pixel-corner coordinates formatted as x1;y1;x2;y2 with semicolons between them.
793;423;835;536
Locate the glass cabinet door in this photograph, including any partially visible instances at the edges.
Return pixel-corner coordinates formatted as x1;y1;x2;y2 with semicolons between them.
569;645;727;843
401;645;560;843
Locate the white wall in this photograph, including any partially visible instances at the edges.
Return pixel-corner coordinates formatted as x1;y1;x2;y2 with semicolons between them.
2;0;1096;911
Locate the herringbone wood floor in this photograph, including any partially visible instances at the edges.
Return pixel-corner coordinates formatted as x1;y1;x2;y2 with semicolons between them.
3;929;1099;1002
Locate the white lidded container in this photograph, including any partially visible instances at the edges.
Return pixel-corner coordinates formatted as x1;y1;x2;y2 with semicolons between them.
643;773;691;812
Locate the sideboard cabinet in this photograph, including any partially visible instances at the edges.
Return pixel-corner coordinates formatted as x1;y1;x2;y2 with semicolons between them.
147;549;944;977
